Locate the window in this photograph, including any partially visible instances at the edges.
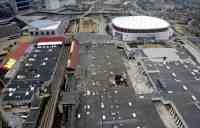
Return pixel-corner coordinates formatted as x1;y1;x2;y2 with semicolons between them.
30;31;34;36
41;31;44;35
35;32;39;36
51;31;55;35
46;31;50;35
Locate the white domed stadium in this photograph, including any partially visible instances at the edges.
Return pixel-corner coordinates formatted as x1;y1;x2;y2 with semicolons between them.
111;16;173;42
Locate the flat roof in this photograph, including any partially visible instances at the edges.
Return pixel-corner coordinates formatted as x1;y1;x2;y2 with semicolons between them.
75;43;165;128
2;45;62;105
143;58;200;128
112;16;170;30
27;20;61;31
143;48;181;62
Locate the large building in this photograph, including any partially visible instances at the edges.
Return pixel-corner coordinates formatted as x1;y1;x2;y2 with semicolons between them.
111;16;173;42
23;19;69;36
2;36;66;128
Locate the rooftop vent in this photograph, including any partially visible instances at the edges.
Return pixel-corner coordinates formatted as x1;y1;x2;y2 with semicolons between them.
25;63;32;67
102;115;106;120
86;111;90;115
87;105;90;109
128;102;132;107
8;88;16;92
33;54;37;58
167;91;173;94
28;58;35;62
172;72;176;77
17;75;25;79
182;85;188;91
166;66;170;70
25;91;30;96
44;57;48;61
193;69;199;73
113;125;118;128
8;92;13;96
48;49;53;52
41;62;47;66
30;86;34;91
184;64;188;68
192;95;197;101
34;74;40;78
131;112;136;118
191;71;196;76
101;102;105;109
77;114;81;119
139;95;144;99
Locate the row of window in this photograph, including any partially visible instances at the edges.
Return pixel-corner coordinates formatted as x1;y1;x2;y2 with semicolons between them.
168;105;185;128
29;30;56;36
112;24;169;33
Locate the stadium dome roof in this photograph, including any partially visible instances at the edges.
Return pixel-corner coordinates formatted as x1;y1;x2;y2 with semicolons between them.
112;16;170;30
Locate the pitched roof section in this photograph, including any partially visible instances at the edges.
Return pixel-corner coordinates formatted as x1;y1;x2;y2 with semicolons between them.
37;36;65;46
9;43;30;60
